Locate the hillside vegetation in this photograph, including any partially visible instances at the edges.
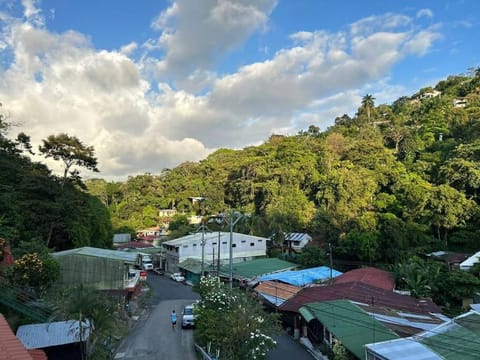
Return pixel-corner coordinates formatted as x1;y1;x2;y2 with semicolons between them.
86;69;480;265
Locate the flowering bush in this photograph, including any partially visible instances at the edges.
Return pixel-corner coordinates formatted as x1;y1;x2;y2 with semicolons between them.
8;252;60;293
195;275;278;360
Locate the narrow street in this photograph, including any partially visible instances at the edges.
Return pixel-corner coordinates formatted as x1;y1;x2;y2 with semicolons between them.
114;273;314;360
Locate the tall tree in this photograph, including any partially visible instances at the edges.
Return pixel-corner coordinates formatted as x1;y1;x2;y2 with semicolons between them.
361;94;376;121
39;134;99;187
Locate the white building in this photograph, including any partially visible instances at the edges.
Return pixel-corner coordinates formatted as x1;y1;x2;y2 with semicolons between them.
162;231;269;273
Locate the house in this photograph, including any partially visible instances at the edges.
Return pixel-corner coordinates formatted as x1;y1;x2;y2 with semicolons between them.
158;209;177;218
258;265;342;287
162;231;270;273
300;300;399;359
280;277;445;346
283;233;312;254
453;97;468;108
16;320;90;360
416;90;441;100
460;250;480;271
425;251;471;270
51;247;142;299
365;305;480;360
0;314;47;360
136;227;167;244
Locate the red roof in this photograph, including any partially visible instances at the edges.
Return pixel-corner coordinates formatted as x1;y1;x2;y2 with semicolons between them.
0;314;45;360
334;267;395;291
280;281;440;315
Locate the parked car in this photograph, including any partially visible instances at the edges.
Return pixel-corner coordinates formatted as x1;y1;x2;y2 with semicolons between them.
170;272;185;282
181;303;197;329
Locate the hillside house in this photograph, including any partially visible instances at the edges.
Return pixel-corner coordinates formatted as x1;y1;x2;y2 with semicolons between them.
283;233;312;254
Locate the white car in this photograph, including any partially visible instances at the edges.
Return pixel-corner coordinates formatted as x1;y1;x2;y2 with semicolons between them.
181;303;197;329
170;272;185;282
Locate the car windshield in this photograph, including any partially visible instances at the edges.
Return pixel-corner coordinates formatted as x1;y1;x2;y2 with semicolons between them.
184;308;193;315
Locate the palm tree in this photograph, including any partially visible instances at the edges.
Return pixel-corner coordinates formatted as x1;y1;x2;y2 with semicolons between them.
361;94;376;121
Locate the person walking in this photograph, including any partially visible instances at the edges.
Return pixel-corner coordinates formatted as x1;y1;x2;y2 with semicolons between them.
170;309;177;330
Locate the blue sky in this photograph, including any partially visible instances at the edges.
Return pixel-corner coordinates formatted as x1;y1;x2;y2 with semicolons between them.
0;0;479;180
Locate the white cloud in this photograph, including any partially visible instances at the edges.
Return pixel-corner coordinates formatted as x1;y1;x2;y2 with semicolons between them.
417;9;434;19
151;0;277;83
0;6;442;180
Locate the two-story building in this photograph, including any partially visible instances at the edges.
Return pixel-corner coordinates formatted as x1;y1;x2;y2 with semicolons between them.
162;231;269;273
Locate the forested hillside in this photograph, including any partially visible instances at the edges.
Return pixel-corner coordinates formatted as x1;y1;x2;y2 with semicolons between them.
88;69;480;265
0;116;112;254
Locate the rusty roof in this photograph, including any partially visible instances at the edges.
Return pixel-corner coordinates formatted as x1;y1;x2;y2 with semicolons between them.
334;267;395;290
255;280;301;301
280;281;441;315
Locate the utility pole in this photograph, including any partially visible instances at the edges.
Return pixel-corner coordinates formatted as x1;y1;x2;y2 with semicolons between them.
201;222;206;277
228;209;243;289
329;242;333;285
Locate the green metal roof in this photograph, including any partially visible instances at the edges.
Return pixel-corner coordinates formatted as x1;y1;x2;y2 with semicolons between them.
299;300;399;359
420;312;480;360
219;258;297;279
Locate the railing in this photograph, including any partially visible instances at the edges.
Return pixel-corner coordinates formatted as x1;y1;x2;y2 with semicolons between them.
194;343;219;360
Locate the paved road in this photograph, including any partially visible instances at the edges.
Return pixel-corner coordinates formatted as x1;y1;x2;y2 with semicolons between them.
115;274;200;360
115;273;314;360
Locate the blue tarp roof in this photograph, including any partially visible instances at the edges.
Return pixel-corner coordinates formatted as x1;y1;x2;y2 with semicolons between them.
258;266;342;286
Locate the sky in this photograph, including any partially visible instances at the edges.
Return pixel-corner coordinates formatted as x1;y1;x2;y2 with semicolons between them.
0;0;479;181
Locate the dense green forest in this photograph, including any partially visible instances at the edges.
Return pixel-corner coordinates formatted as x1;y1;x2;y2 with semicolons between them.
0;116;112;254
86;69;480;266
2;69;480;266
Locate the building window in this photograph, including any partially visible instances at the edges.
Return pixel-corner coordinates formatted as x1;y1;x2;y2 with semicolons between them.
222;241;227;245
241;240;246;243
232;244;237;248
258;239;263;242
250;242;255;246
193;244;197;247
212;242;217;245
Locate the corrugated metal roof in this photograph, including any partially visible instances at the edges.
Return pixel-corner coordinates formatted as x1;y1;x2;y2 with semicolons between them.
460;250;480;270
255;280;301;305
334;267;395;291
299;300;399;359
284;233;311;242
52;246;137;263
0;314;34;360
419;311;480;360
259;266;342;286
281;281;441;315
219;258;297;279
366;338;441;360
16;320;91;349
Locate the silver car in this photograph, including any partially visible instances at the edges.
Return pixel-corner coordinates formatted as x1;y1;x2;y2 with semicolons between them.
181;304;196;329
